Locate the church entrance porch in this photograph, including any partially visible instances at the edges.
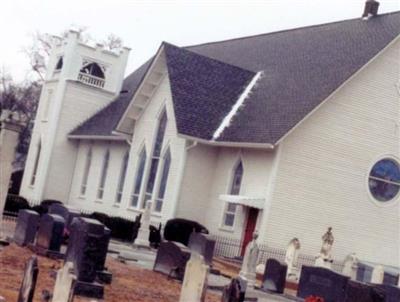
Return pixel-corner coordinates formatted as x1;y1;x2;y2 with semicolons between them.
241;207;259;256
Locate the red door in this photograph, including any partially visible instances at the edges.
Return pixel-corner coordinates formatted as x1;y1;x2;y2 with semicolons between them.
241;207;259;256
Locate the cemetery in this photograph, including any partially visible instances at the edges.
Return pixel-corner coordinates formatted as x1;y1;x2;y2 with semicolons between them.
1;1;400;301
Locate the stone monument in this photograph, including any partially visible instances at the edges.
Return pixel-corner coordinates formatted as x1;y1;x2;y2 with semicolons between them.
239;231;260;288
134;200;151;247
285;237;301;280
221;278;246;302
14;210;40;246
35;213;65;257
371;265;384;284
188;231;216;266
52;262;75;302
342;253;358;280
315;227;334;269
179;252;209;302
0;109;25;239
17;256;39;302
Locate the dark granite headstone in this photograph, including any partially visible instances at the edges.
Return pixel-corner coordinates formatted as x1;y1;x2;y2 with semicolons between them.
17;256;39;302
65;209;81;231
188;232;216;266
153;241;191;280
262;258;287;294
221;278;246;302
383;272;399;286
297;265;349;302
49;203;69;222
14;210;40;246
164;218;208;246
374;284;400;302
36;214;65;253
66;217;111;283
344;281;385;302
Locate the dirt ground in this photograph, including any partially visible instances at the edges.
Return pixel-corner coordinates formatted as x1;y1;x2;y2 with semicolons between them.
0;244;220;302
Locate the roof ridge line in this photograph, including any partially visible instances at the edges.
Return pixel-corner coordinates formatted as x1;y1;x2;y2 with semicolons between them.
185;10;400;50
163;41;258;73
212;71;263;141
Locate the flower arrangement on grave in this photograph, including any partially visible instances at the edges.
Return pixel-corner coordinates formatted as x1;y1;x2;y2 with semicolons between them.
305;295;325;302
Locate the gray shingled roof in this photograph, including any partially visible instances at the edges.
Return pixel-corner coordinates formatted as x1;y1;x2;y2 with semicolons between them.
70;12;400;144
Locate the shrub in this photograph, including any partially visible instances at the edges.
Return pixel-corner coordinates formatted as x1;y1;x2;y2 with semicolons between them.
4;194;30;216
164;218;208;246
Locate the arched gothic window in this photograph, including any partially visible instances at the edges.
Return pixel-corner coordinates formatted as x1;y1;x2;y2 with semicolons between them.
80;62;105;79
131;147;147;207
30;140;42;186
155;147;171;212
116;151;129;204
223;160;243;227
80;146;92;195
97;149;110;199
142;110;168;208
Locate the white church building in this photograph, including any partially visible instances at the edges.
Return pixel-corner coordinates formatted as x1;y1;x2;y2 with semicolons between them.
20;10;400;267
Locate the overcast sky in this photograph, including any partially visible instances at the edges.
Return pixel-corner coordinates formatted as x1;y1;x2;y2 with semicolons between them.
1;0;399;82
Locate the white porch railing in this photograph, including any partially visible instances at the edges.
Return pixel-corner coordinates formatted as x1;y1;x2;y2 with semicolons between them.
77;72;105;88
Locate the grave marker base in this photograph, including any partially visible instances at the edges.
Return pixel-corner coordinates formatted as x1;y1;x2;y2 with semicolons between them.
96;270;113;284
73;280;104;299
28;244;65;260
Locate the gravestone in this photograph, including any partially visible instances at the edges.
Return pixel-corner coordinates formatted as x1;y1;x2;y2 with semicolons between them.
261;258;287;294
371;265;384;284
344;280;385;302
374;284;400;302
134;200;151;247
52;262;74;302
188;232;216;266
65;217;111;299
65;209;81;232
153;241;191;280
14;210;40;246
149;223;162;248
49;203;70;222
221;278;246;302
342;253;358;280
17;256;39;302
315;227;334;270
35;213;65;256
297;265;349;302
179;252;209;302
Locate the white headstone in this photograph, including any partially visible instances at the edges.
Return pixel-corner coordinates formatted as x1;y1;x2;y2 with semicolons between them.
134;200;152;247
179;252;209;302
342;253;358;280
52;262;75;302
285;238;301;280
239;231;260;289
371;265;384;284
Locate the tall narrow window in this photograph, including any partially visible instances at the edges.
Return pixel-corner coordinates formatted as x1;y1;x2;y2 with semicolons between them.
30;140;41;186
223;160;243;227
97;149;110;200
116;151;129;204
80;146;92;195
155;148;171;212
143;110;167;208
131;147;147;207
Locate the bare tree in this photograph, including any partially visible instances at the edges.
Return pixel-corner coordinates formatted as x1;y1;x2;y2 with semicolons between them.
23;27;123;81
0;68;41;166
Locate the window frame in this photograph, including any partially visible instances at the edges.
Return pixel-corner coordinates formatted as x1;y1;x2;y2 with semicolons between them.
115;150;129;204
367;155;400;207
97;148;110;200
154;146;172;212
221;159;244;229
130;145;147;208
80;145;93;196
30;140;42;187
140;107;168;209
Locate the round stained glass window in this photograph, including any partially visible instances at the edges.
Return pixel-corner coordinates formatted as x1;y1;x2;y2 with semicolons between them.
368;158;400;202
